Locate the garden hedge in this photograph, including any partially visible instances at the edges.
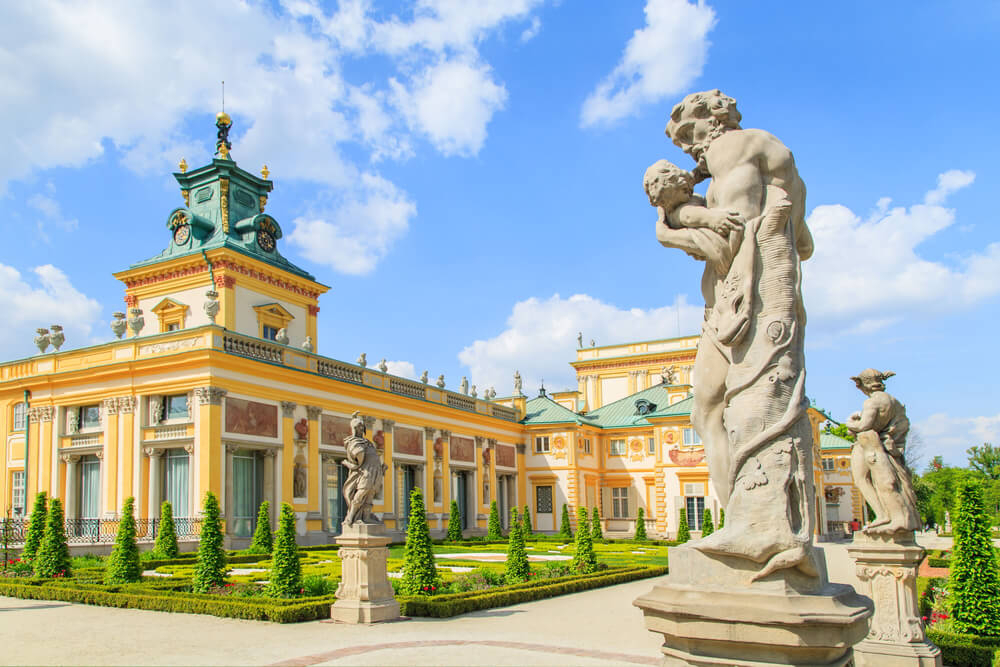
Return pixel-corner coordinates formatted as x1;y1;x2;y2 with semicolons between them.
926;629;1000;667
398;565;667;618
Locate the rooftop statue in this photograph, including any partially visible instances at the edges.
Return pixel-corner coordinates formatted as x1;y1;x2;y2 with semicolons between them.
648;89;816;580
845;369;920;535
341;411;387;526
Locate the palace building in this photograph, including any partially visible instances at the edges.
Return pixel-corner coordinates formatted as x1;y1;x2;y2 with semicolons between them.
0;116;857;549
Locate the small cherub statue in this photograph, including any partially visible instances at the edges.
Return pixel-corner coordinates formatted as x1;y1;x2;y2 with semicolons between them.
644;159;744;244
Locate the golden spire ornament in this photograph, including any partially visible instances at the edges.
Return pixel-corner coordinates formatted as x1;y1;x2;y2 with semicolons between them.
261;164;270;179
178;158;188;173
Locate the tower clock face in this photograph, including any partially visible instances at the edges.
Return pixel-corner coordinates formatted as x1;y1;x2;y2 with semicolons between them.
257;229;276;252
173;224;191;245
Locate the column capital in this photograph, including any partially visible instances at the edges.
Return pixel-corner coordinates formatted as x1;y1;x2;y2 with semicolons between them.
28;405;55;423
486;438;497;448
116;396;137;414
439;429;450;440
262;449;277;459
363;415;376;430
225;443;240;453
381;418;394;431
183;444;194;454
281;401;297;418
194;386;227;405
60;453;80;464
103;397;120;415
144;447;165;458
474;436;484;447
424;426;436;439
307;405;323;420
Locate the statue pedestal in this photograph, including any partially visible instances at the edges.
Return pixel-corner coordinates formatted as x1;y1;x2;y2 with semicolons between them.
331;522;400;624
633;545;872;666
847;533;942;666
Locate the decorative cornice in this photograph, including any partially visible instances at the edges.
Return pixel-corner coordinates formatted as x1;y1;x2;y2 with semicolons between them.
308;305;320;316
306;405;322;421
28;406;55;423
121;258;322;300
214;275;237;289
574;354;697;374
194;386;227;406
280;401;297;418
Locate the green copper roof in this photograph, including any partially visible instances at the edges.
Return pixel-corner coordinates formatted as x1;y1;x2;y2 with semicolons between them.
522;394;582;425
521;384;693;428
820;432;854;450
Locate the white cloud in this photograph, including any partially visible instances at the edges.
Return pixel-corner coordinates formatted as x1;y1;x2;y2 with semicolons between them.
286;173;417;275
0;264;101;358
27;183;78;243
521;16;541;42
391;58;507;157
803;170;1000;337
458;293;704;395
385;360;416;379
915;412;1000;467
580;0;716;128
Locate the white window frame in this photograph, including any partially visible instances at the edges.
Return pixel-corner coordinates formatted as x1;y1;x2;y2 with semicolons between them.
647;436;655;454
582;438;591;455
611;487;628;518
163;394;190;422
610;438;626;456
78;404;101;431
683;428;701;446
822;458;835;471
686;495;705;530
11;470;25;516
535;485;553;513
534;436;550;453
262;324;280;341
12;403;26;431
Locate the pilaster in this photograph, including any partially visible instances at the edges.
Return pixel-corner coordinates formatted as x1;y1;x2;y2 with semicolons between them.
280;401;296;506
194;386;226;509
306;406;322;515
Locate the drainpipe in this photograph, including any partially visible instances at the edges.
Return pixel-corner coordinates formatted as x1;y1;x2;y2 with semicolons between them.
201;250;216;286
22;389;31;508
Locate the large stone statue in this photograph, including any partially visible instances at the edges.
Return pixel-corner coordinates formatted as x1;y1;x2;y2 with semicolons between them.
647;89;816;580
341;411;386;526
845;369;920;534
635;90;870;667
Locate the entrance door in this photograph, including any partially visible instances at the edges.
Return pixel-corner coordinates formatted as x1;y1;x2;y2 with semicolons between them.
456;471;468;531
232;451;260;538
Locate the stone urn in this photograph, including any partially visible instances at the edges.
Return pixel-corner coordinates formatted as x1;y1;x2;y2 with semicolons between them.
110;312;127;339
127;308;145;337
275;328;290;345
301;336;314;352
49;325;64;351
34;328;50;354
203;290;220;323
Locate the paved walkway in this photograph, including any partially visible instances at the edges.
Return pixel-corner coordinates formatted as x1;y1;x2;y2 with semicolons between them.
0;578;665;666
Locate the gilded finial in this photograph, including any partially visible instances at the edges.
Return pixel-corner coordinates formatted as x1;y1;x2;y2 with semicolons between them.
261;164;270;179
215;110;233;160
179;158;188;173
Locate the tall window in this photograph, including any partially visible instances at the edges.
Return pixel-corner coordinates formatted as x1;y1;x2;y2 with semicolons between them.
12;403;26;431
79;404;101;430
535;485;553;513
80;456;101;520
582;438;592;455
231;451;260;537
262;325;280;341
165;450;190;517
612;487;629;518
647;437;656;454
683;428;701;446
534;436;550;453
686;496;705;530
822;458;835;471
610;439;626;456
11;471;25;516
164;394;189;421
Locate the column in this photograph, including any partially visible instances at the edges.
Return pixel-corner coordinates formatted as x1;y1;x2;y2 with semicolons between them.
373;416;392;525
280;401;296;507
262;449;276;526
103;398;120;514
118;396;137;500
193;386;226;510
63;454;79;519
224;443;237;527
146;448;165;519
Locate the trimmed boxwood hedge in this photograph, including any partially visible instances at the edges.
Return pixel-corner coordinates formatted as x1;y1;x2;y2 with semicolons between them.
926;628;1000;667
0;578;334;623
398;565;667;618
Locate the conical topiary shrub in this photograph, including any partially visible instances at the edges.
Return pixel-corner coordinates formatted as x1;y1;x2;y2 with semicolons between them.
21;492;47;562
591;506;602;540
573;507;597;573
268;503;302;598
676;509;690;543
559;503;573;539
505;508;529;584
635;507;648;540
701;509;714;537
105;496;140;583
248;501;273;554
33;497;70;578
949;481;1000;636
154;500;179;559
521;504;532;536
718;508;725;529
447;500;463;541
487;500;502;541
191;491;227;593
400;488;440;595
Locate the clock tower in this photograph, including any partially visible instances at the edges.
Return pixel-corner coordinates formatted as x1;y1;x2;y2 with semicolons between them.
113;113;328;349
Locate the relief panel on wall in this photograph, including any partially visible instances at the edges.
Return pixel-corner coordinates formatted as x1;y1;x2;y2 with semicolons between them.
496;444;515;468
321;414;352;447
450;436;474;462
394;427;423;456
225;398;278;437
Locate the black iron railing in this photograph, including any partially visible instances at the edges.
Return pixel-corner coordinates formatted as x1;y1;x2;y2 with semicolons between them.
0;517;202;546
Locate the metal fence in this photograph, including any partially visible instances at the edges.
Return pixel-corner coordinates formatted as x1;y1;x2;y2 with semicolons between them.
1;517;202;546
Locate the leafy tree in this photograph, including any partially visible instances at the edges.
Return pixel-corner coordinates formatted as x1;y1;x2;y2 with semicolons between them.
21;492;47;562
105;497;140;584
487;500;502;541
591;506;602;540
676;509;690;543
635;507;648;540
573;507;597;573
400;488;440;595
521;504;532;536
267;503;302;597
559;503;573;539
153;500;179;558
701;509;714;537
504;508;529;584
968;443;1000;481
949;481;1000;636
447;500;463;541
823;421;856;442
33;498;70;578
718;508;725;529
191;491;227;593
248;501;273;554
919;463;971;528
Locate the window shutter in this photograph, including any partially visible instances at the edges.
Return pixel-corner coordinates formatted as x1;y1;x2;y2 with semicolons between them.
627;485;638;519
601;487;611;517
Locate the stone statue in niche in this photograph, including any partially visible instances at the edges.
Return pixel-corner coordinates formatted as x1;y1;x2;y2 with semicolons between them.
342;411;387;526
845;369;920;535
294;418;309;440
293;462;307;498
648;89;817;581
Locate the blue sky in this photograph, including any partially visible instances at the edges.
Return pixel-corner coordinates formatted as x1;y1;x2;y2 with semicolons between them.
1;1;998;467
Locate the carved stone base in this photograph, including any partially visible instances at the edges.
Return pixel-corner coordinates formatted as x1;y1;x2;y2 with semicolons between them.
847;532;941;667
633;546;872;666
330;522;400;624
